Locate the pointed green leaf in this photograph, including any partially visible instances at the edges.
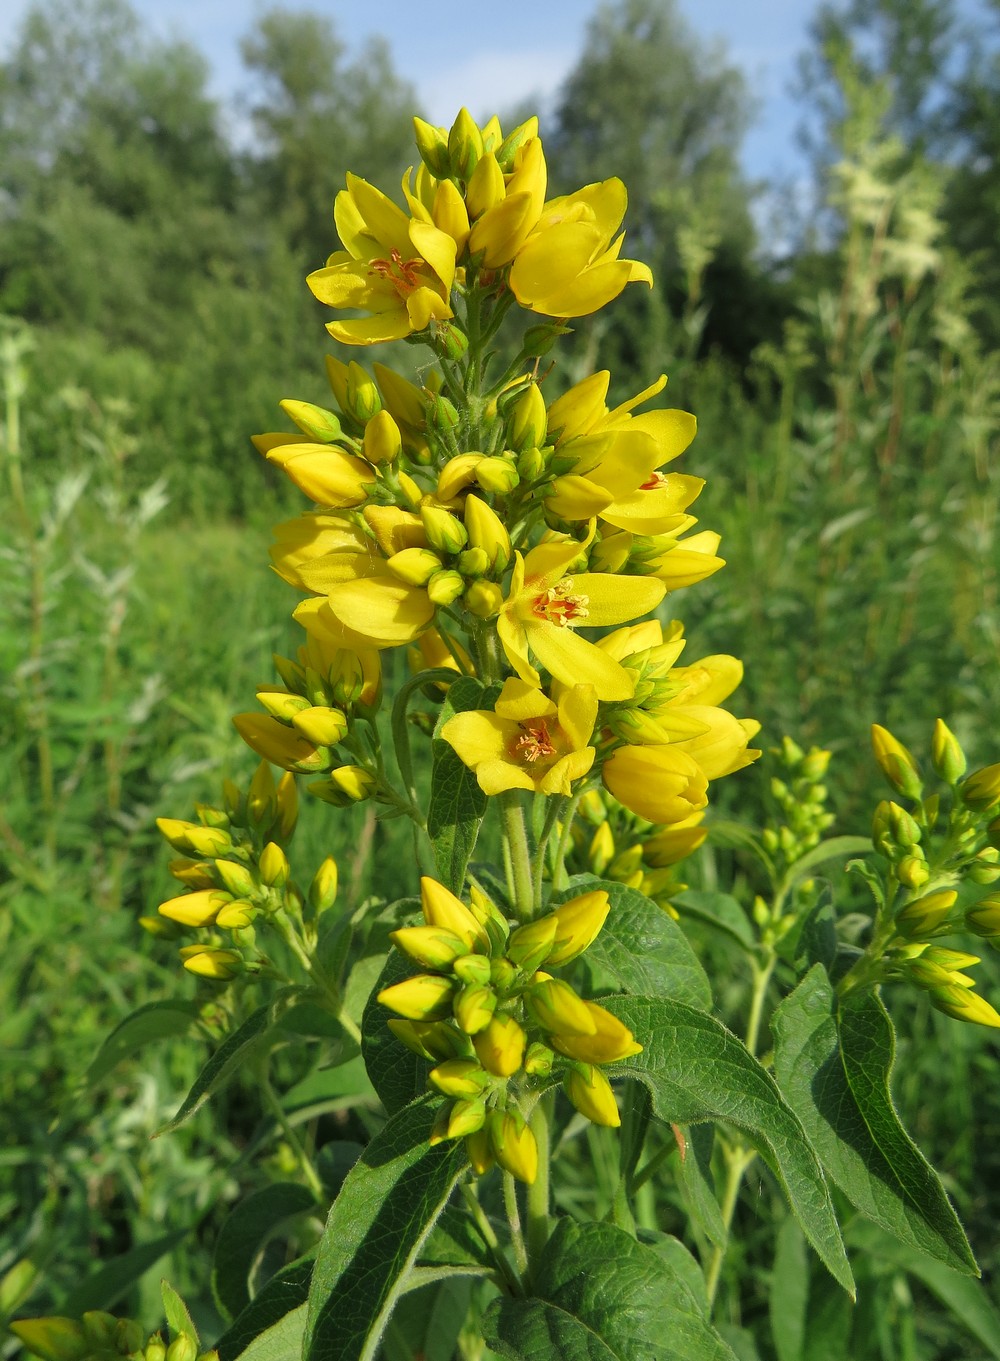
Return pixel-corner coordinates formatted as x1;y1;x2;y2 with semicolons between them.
772;965;977;1274
553;875;712;1009
230;1304;306;1361
157;1005;272;1134
212;1184;317;1321
672;890;756;951
161;1279;198;1345
87;1000;201;1086
382;1277;473;1361
361;952;432;1115
427;678;497;892
484;1219;738;1361
304;1100;467;1361
215;1258;314;1361
603;995;854;1295
676;1124;727;1249
770;1218;808;1361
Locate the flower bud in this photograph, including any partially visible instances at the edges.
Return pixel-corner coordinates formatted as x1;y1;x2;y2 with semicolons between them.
248;759;277;824
564;1064;621;1127
454;983;498;1035
429;1058;491;1099
473;1013;527;1076
413;116;451;177
166;1335;198;1361
490;956;518;991
642;818;707;868
391;925;470;970
427;392;461;431
421;505;468;554
431;320;470;361
589;821;616;875
527;977;598;1036
447;1097;488;1139
145;1334;167;1361
871;725;923;800
897;854;930;890
453;953;492;986
464;494;511;572
466;150;506;218
888;802;922;847
969;860;1000;885
524;1041;554;1076
255;688;309;722
308;856;338;915
510;383;547;452
488;1109;538;1184
388;1018;467;1061
378;974;456;1021
259;841;290;888
475;456;519;495
495;115;538;172
506;915;558;971
930;982;1000;1028
9;1318;88;1361
158;888;231;928
233;714;328;774
931;718;966;784
516;445;548;481
458;546;490;577
183;948;242;981
215;901;256;930
279;398;342;444
521;321;568;357
427;569;466;606
421;877;489;950
448;107;484;181
548;1001;642;1064
388;547;444;586
156;818;231;857
308;766;377;805
363;409;401;465
291;705;349;747
923;946;981;970
213;859;257;898
894;889;957;937
464;580;504;618
546;890;611;966
465;1127;494;1174
966;895;1000;937
346;361;381;422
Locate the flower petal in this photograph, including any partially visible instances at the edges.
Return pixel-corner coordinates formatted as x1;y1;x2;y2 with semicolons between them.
525;621;634;701
570;572;665;626
325;575;434;645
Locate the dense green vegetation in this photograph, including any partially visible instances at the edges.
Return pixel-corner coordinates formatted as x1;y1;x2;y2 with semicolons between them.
2;0;1000;1356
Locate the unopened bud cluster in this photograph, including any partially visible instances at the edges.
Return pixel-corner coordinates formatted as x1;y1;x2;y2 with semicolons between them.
861;720;1000;1027
10;1312;216;1361
378;877;641;1183
150;761;339;981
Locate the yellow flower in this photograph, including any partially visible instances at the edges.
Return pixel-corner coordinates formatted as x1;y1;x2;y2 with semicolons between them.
307;173;457;345
265;443;377;508
269;514;380;593
442;678;597;797
603;745;709;825
509;179;652;317
318;571;436;648
498;540;664;700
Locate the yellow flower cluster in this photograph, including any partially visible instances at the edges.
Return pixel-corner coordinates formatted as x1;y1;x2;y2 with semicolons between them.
379;877;640;1183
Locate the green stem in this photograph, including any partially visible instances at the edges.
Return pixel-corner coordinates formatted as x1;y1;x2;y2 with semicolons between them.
501;793;534;921
526;1094;552;1268
503;1172;529;1277
259;1068;325;1201
531;798;563;911
460;1182;523;1296
551;788;583;890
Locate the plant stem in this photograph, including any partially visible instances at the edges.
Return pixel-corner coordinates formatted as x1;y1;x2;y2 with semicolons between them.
502;1172;529;1277
460;1182;523;1297
500;793;534;921
259;1068;325;1201
526;1094;552;1268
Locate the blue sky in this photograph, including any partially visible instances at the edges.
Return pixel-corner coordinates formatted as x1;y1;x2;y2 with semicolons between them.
0;0;818;182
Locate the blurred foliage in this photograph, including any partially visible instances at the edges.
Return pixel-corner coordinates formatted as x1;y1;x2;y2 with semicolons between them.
1;0;1000;1357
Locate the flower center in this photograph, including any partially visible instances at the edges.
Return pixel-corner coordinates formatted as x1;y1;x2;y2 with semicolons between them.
532;579;590;627
640;471;669;491
369;249;424;297
513;719;558;764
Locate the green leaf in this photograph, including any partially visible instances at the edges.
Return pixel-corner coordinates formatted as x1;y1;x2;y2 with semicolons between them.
304;1100;468;1361
604;995;854;1295
420;1205;491;1268
361;952;432;1116
212;1184;317;1321
637;1231;710;1316
483;1219;738;1361
676;1124;727;1249
161;1279;199;1345
771;965;977;1274
672;890;756;951
427;677;495;892
60;1232;188;1315
215;1258;314;1361
769;1218;808;1361
86;1000;201;1086
553;875;712;1009
779;884;837;974
783;836;872;889
382;1276;473;1361
230;1304;306;1361
157;1006;272;1134
846;1222;1000;1360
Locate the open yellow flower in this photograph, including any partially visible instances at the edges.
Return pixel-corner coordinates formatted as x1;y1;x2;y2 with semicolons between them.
509;179;652;317
442;678;597;796
269;514;380;592
307;174;457;345
498;540;664;701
